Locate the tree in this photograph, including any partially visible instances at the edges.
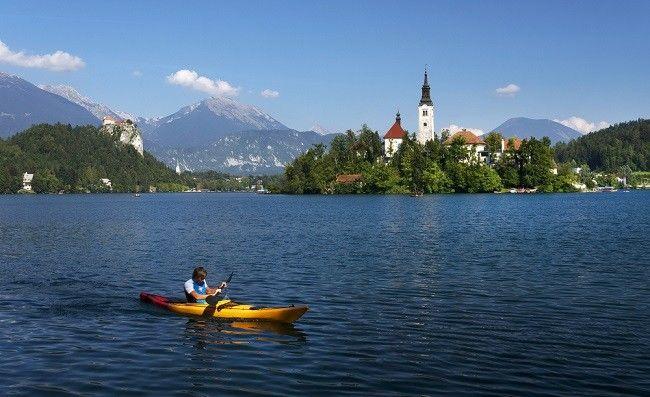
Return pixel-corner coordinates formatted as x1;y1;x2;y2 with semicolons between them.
422;162;452;193
483;131;503;164
0;139;28;193
77;166;106;192
445;137;470;164
423;138;444;166
554;118;649;171
519;137;555;189
361;163;402;194
356;125;383;163
32;169;63;193
5;124;183;193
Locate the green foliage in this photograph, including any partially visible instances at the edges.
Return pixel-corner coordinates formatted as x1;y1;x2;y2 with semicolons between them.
483;131;503;163
32;169;63;193
520;137;555;188
361;163;403;194
280;125;487;194
555;119;649;171
156;182;189;192
422;162;452;193
1;123;183;193
465;165;502;193
630;171;650;187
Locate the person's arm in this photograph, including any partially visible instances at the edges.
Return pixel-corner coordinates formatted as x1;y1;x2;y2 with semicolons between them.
189;290;218;300
185;279;220;299
206;280;226;295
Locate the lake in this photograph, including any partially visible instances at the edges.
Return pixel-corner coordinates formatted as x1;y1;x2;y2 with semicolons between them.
0;192;648;396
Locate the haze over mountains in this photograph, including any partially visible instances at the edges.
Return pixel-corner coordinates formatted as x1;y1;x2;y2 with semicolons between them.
1;71;595;173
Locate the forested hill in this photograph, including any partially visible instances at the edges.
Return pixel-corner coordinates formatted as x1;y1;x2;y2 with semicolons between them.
554;119;649;171
0;123;183;193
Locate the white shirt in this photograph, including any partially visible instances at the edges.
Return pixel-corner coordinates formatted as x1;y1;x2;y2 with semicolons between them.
184;278;209;295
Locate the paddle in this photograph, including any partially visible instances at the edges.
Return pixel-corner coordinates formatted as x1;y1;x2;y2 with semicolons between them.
206;272;233;305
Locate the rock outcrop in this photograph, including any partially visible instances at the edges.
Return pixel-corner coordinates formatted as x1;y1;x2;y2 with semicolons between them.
100;119;144;155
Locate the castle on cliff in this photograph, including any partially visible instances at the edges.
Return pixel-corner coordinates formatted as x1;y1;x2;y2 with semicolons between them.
101;116;144;156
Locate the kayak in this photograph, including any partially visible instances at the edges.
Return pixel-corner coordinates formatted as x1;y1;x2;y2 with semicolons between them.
140;292;308;323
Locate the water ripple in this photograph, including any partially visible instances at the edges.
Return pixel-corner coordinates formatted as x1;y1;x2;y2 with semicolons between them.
0;192;648;395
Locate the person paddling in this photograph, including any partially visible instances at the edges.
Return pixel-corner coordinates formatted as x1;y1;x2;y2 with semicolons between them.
184;266;227;303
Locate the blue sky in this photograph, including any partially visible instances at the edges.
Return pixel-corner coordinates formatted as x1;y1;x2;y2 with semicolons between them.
1;0;648;134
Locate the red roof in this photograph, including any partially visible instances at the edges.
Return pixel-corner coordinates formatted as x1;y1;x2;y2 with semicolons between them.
504;137;522;150
384;120;407;139
335;174;363;184
445;130;485;145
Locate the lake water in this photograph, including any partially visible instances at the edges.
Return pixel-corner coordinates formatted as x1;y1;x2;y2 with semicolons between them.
0;192;648;396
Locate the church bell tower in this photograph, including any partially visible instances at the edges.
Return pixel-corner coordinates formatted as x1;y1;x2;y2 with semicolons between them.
417;69;435;144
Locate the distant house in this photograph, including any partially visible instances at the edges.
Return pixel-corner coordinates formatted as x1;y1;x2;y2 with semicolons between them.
501;137;522;152
102;116;133;127
488;136;523;163
383;112;407;158
100;178;113;191
335;174;363;184
22;173;34;192
444;129;488;162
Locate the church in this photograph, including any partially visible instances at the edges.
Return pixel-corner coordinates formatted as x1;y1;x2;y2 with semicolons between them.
383;70;436;157
383;71;515;164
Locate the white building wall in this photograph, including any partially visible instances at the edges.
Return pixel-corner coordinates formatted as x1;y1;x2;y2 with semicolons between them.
384;138;403;158
417;104;434;144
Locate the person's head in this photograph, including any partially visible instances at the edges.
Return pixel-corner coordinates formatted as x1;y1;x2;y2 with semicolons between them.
192;266;207;283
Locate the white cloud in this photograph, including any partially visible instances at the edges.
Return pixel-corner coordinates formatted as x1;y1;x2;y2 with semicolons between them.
0;40;85;72
166;69;239;97
495;83;520;97
448;124;484;136
132;70;142;77
260;89;279;98
553;116;610;134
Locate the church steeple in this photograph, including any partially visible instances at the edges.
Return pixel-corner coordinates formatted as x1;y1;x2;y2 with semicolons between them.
419;69;433;106
417;67;435;144
396;110;401;125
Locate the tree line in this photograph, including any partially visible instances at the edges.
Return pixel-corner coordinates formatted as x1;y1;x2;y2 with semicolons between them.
0;123;285;194
555;119;649;171
0;123;186;193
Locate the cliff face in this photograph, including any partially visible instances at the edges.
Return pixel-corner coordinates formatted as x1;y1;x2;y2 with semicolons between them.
100;122;144;155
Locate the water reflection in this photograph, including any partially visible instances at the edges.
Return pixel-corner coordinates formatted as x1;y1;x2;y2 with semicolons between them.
184;319;307;350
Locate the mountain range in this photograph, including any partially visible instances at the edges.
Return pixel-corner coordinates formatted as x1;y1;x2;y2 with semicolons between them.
149;96;289;148
154;129;337;174
1;73;333;173
1;72;589;173
0;72;99;137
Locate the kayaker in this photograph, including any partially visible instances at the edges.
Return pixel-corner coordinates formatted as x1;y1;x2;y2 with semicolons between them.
184;266;227;303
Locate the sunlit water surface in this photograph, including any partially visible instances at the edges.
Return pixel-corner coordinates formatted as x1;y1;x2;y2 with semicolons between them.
0;192;648;396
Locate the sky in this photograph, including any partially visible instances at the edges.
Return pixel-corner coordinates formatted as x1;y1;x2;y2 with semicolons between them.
1;0;649;135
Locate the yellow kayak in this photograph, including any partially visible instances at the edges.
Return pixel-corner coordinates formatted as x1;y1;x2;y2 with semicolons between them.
140;292;308;323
